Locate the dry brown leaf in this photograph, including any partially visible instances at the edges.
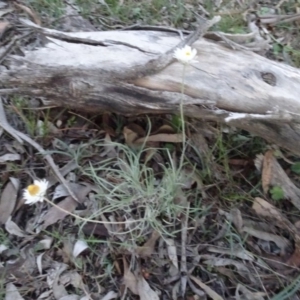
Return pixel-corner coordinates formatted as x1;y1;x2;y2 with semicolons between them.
0;21;10;36
235;283;265;300
60;270;85;292
242;226;290;254
81;223;109;238
52;182;91;201
179;167;204;190
174;187;188;208
36;253;44;275
208;246;255;261
137;274;159;300
253;198;300;260
262;150;273;194
41;196;77;229
5;283;24;300
135;133;183;144
136;231;160;257
0;257;26;280
37;236;53;250
122;257;138;295
52;277;68;299
254;154;264;171
5;217;27;237
190;275;224;300
230;208;243;233
218;264;241;281
123;123;181;147
0;153;20;163
144;148;158;164
73;240;89;258
190;131;210;156
252;197;283;220
46;261;68;290
126;123;146;137
47;161;78;188
41;183;92;229
165;238;178;269
202;256;256;284
152;124;175;134
0;179;19;224
260;152;300;210
101;133;118;158
123;126;139;146
60;239;74;264
252;197;296;236
286;247;300;267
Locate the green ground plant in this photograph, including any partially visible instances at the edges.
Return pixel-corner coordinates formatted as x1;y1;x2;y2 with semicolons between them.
27;0;65;19
80;142;197;237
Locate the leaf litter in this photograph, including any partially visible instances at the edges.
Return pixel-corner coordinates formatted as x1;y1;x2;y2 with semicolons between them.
3;112;300;299
1;1;300;299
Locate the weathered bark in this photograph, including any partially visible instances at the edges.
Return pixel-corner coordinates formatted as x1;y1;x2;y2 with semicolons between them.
1;21;300;154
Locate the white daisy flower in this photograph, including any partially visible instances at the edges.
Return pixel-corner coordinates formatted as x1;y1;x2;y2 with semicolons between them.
23;179;48;205
173;45;197;64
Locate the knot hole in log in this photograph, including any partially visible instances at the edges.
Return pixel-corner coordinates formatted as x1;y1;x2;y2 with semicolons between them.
260;72;277;86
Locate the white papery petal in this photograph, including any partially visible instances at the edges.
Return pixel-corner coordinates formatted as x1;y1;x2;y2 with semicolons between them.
23;179;49;205
173;45;197;64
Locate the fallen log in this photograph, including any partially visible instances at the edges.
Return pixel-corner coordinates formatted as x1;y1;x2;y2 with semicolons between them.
1;19;300;155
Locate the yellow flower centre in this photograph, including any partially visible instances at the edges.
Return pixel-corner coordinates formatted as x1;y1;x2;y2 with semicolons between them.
185;51;191;56
27;184;40;196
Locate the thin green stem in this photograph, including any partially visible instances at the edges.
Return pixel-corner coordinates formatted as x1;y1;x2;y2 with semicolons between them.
179;64;187;169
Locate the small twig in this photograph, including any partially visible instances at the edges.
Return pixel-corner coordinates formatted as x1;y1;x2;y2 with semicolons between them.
0;97;23;143
260;13;300;25
124;16;221;81
19;19;153;54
